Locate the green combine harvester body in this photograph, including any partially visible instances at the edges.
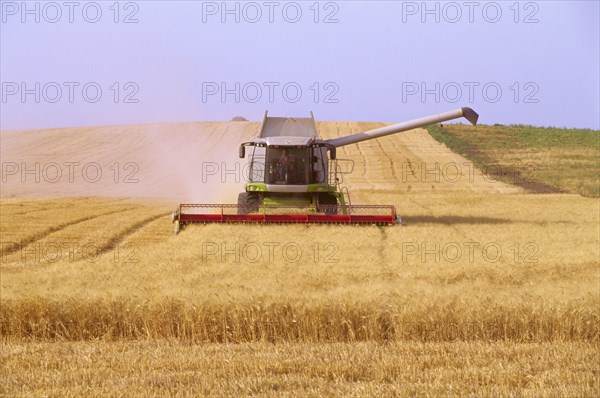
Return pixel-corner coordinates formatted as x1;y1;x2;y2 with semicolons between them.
172;108;478;234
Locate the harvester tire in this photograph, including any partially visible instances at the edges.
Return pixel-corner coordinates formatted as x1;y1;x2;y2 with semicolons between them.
317;193;338;215
238;192;261;214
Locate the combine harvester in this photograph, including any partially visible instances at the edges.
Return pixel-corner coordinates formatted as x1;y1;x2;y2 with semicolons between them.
172;107;478;233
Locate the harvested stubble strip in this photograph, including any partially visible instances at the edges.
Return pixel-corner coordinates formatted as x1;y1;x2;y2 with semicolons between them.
1;298;598;343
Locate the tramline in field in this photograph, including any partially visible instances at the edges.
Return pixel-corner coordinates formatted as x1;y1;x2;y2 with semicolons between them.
172;107;479;234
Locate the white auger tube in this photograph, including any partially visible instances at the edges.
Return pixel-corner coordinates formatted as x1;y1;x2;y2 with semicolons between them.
325;107;478;148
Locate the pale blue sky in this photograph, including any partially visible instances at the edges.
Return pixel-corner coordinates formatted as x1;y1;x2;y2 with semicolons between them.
1;1;598;130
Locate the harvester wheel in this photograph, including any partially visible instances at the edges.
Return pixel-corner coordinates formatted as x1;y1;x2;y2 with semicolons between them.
237;192;261;214
317;193;338;215
174;220;180;236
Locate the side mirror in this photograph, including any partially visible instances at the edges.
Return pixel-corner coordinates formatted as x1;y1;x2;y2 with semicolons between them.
239;145;245;158
329;147;336;160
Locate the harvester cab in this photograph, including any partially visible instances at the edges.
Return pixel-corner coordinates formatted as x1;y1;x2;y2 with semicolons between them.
237;111;341;213
172;107;478;233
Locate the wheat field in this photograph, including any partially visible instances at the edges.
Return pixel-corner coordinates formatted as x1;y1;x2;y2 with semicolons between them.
2;341;597;397
1;122;599;396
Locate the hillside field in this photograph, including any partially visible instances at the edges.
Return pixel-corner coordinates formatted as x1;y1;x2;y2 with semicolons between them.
427;123;600;197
